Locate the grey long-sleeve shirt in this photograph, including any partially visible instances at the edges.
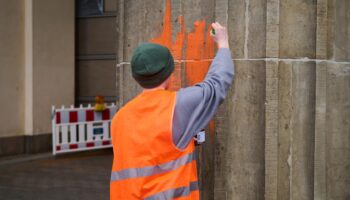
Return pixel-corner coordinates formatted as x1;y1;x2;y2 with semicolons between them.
172;48;234;149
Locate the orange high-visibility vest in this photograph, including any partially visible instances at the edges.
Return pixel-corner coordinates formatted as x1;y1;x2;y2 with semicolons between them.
110;89;199;200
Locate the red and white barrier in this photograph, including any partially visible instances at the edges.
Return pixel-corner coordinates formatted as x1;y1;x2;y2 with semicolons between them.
51;104;117;155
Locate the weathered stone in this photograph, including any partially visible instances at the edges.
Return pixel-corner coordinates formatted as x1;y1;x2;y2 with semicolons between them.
289;63;316;200
265;61;279;200
200;0;216;26
215;0;229;26
116;1;350;199
325;0;350;61
170;0;183;44
333;0;350;61
247;0;266;58
279;0;317;58
215;60;266;200
227;0;245;58
117;63;142;106
277;62;292;200
227;0;266;59
278;61;316;200
327;0;335;61
266;0;280;58
325;64;350;199
143;0;167;43
196;125;215;200
182;0;202;31
316;0;328;59
214;80;232;200
314;61;327;200
123;0;148;61
116;0;125;63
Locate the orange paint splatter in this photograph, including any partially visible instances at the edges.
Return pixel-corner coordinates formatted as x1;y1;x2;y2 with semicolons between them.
172;16;185;60
150;0;215;89
151;0;217;135
150;0;173;50
185;21;215;85
209;120;216;141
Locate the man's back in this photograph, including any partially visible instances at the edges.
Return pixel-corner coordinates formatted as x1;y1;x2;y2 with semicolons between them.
110;90;199;200
110;22;233;199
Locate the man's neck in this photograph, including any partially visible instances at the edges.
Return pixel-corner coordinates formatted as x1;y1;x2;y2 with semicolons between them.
142;78;170;92
142;86;166;93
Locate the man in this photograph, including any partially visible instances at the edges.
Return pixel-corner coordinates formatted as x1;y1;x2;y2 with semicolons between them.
110;22;234;200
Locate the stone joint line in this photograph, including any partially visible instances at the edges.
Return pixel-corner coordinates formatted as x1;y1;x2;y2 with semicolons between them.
117;58;350;67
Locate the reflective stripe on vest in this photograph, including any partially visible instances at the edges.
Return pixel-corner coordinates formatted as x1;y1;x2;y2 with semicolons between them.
111;151;196;182
144;181;199;200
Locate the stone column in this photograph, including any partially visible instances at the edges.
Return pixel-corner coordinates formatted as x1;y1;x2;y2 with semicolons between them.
116;0;350;199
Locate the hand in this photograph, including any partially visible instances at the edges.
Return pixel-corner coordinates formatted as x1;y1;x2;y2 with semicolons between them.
211;22;229;49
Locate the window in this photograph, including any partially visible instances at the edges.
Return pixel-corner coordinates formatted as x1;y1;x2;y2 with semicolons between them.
76;0;103;17
75;0;117;105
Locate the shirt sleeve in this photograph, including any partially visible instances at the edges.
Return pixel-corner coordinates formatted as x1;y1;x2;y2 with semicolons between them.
172;48;234;149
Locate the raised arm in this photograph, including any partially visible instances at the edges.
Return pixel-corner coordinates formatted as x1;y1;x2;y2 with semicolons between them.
172;22;234;149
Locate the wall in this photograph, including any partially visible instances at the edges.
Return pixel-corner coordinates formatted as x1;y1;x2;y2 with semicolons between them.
0;0;75;156
0;1;25;138
265;1;350;199
32;0;75;135
116;0;350;199
0;1;25;155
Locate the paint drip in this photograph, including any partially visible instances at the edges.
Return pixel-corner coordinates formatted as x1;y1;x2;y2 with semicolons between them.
150;0;215;90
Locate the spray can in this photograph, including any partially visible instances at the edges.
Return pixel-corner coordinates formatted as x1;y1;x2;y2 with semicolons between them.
210;28;216;36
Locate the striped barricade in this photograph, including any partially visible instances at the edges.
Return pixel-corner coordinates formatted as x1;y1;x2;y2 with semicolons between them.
51;104;117;155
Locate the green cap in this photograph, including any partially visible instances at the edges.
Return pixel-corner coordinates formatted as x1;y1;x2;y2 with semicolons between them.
131;43;174;88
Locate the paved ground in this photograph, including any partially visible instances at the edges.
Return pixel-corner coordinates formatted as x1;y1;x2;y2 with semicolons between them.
0;149;113;200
